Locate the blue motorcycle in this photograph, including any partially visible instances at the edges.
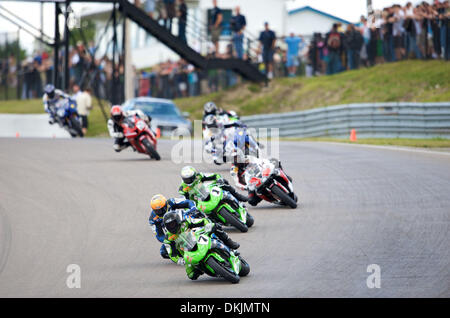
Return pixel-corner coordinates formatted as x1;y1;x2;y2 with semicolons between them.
52;98;84;138
218;127;260;165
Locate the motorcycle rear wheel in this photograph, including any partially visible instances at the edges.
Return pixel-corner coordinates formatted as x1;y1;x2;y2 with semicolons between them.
142;138;161;161
272;185;297;209
206;257;240;284
219;207;248;233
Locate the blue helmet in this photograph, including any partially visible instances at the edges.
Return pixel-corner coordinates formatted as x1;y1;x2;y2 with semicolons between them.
44;84;56;99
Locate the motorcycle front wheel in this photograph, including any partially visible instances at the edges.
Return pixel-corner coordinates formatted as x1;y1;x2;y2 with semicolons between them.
238;257;250;277
142;138;161;161
219;207;248;233
206;257;240;284
271;185;297;209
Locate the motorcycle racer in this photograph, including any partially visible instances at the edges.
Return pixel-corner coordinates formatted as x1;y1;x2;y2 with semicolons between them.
162;210;240;280
107;105;152;152
149;194;201;259
42;84;70;124
179;166;248;204
228;149;287;207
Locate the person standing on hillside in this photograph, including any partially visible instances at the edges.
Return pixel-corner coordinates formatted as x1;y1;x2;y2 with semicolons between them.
259;22;277;79
210;0;223;55
230;6;247;59
284;32;304;77
325;23;343;75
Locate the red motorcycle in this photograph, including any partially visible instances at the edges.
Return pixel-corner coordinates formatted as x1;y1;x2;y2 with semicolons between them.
121;115;161;160
244;158;297;209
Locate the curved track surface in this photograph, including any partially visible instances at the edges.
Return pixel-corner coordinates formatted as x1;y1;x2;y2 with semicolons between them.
0;138;449;297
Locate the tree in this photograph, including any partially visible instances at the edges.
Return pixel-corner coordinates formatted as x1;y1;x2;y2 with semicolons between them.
70;18;96;46
0;39;26;62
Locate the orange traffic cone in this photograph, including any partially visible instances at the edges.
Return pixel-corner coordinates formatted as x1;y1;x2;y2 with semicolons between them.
156;128;161;139
350;129;357;142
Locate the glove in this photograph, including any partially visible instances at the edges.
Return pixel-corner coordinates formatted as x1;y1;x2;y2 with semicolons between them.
204;222;214;233
177;258;185;266
113;132;124;138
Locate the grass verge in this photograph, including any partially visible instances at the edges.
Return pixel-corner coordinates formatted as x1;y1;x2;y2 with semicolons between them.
0;98;109;137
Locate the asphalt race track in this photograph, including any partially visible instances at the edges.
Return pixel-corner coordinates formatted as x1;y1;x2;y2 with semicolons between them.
0;138;449;297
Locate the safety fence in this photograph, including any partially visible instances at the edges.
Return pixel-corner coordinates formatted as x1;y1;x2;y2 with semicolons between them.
241;102;450;139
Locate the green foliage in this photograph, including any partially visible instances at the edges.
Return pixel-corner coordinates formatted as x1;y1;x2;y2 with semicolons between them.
0;39;27;61
70;18;96;45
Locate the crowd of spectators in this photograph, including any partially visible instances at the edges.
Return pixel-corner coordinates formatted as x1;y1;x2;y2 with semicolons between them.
303;1;449;77
2;0;448;102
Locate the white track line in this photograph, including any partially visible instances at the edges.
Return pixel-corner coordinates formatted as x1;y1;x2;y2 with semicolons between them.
309;141;450;157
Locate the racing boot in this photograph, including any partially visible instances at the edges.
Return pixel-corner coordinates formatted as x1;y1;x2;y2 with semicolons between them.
223;184;248;202
222;191;241;210
214;225;240;250
160;244;170;259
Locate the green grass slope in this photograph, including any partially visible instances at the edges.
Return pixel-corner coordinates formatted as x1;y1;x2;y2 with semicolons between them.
175;60;450;119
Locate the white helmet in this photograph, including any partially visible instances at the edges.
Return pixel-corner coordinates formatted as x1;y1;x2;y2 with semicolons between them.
204;102;218;114
181;166;197;185
229;110;238;118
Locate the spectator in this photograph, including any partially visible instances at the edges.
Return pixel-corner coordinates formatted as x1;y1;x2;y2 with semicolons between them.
259;22;277;79
164;0;176;32
72;83;92;136
230;6;247;59
144;0;156;19
384;6;396;62
404;2;422;58
345;24;364;70
392;4;406;60
178;0;188;43
209;0;223;55
284;32;303;77
325;23;343;75
187;64;198;96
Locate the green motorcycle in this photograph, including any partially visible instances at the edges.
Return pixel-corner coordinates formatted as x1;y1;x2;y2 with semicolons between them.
191;182;254;232
178;227;250;284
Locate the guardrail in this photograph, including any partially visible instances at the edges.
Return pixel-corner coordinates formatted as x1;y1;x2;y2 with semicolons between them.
241;102;450;139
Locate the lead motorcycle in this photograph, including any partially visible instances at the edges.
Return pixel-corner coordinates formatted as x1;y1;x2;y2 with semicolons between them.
121;115;161;160
244;158;298;209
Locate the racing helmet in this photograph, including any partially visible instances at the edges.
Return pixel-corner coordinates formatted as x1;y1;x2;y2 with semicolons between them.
204;102;218;115
228;110;239;119
44;84;56;99
163;210;183;234
110;105;124;123
150;194;168;217
181;166;197;186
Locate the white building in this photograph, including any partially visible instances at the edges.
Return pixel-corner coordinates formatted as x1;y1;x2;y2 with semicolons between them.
286;6;351;41
81;1;350;69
